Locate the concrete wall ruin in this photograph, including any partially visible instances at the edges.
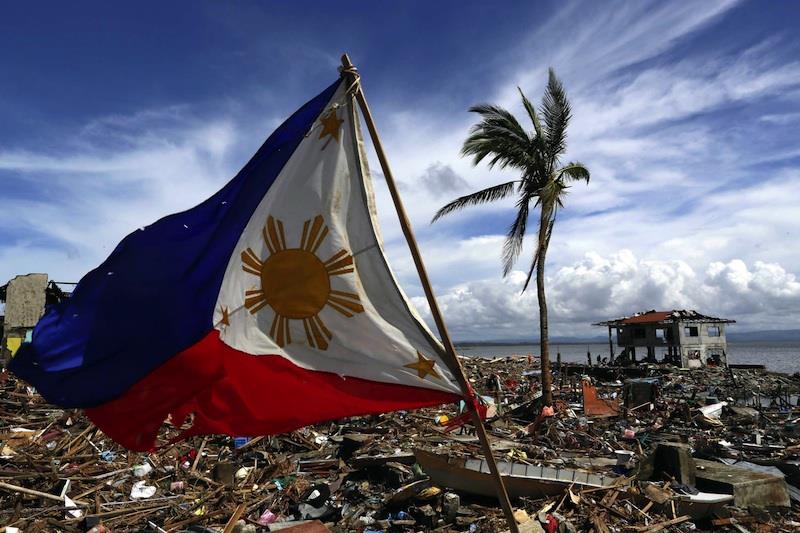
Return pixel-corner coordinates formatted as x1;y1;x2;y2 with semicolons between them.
1;273;48;359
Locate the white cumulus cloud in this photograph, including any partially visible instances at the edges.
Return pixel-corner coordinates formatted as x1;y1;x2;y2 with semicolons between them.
413;252;800;340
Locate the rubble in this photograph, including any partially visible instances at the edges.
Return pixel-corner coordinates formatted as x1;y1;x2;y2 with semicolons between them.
2;355;800;532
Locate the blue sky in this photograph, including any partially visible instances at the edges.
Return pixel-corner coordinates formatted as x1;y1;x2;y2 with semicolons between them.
2;1;800;339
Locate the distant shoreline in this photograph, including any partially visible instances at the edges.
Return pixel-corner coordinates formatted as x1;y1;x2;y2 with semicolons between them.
455;341;607;347
455;340;799;374
455;331;800;346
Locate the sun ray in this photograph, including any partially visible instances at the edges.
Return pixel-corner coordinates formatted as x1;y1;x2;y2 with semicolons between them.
283;317;290;345
303;216;323;252
324;250;348;265
302;317;314;347
303;215;330;254
241;248;264;275
264;216;286;253
304;315;331;350
327;301;354;317
313;314;332;341
270;313;291;347
244;289;269;314
328;290;364;316
270;313;279;341
329;289;361;300
328;266;355;276
262;226;273;254
307;316;323;349
312;225;329;253
300;219;311;251
276;219;287;251
325;254;354;276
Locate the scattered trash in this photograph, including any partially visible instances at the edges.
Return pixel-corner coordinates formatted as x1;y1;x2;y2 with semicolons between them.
130;480;157;499
64;494;83;519
512;508;531;523
132;461;153;477
256;509;278;525
0;358;799;530
582;379;621;416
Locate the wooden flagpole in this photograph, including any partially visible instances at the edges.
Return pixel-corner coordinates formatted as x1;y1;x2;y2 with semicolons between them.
339;53;520;533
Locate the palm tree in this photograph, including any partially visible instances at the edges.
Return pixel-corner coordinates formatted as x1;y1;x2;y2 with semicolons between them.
432;69;589;406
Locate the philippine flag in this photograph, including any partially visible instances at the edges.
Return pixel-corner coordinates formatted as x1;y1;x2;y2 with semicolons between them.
9;78;462;451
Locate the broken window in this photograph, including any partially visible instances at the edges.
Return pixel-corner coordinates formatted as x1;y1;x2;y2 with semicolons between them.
684;326;699;337
707;325;720;337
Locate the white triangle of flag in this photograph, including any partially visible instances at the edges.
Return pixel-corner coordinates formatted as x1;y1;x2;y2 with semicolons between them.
213;83;461;396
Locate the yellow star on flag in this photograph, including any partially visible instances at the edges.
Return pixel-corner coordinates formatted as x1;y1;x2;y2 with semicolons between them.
404;351;442;380
219;306;230;327
318;110;343;142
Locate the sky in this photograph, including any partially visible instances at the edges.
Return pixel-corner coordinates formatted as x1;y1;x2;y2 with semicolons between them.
2;1;799;340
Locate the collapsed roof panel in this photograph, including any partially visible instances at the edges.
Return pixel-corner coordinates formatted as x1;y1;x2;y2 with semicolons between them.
594;309;736;327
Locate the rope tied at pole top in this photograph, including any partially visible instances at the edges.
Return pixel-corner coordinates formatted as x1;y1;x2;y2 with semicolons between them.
339;64;361;96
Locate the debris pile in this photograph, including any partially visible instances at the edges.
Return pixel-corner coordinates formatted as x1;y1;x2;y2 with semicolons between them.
2;356;800;532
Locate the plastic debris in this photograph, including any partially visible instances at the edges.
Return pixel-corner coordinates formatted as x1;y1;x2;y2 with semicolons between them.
130;480;157;499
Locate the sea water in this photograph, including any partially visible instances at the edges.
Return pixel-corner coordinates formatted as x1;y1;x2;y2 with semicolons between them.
456;341;800;374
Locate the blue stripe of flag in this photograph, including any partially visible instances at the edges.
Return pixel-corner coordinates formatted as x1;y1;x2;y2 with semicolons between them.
8;79;342;408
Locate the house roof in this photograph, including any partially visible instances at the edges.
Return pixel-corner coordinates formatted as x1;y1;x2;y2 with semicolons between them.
618;311;673;324
593;309;735;327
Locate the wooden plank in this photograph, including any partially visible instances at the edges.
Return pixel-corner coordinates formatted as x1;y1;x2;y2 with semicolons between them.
222;503;247;533
635;515;690;532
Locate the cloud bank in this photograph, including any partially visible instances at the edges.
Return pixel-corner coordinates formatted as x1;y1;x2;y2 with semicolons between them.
414;252;800;340
2;0;799;340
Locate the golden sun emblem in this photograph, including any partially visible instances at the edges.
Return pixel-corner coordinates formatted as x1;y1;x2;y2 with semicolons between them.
241;215;364;350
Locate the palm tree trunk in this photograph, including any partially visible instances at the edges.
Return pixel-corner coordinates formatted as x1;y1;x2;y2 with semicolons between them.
536;205;553;406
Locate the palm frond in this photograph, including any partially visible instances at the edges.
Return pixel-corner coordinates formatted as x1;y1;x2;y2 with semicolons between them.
502;198;529;276
517;87;544;142
431;180;519;223
526;176;566;209
541;68;571;163
538;177;568;207
453;71;588;294
557;162;590;184
467;104;530;143
462;104;531;170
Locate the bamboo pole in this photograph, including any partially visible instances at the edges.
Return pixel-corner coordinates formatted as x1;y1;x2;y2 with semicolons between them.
0;480;89;507
339;53;519;533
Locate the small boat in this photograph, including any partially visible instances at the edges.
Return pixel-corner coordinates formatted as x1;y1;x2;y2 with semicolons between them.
413;448;617;499
673;491;733;519
645;482;734;519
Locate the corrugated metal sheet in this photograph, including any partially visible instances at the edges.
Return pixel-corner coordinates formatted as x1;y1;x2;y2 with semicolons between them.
620;311;673;324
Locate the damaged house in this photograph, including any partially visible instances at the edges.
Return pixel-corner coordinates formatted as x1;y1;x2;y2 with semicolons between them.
594;309;735;369
0;273;71;360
